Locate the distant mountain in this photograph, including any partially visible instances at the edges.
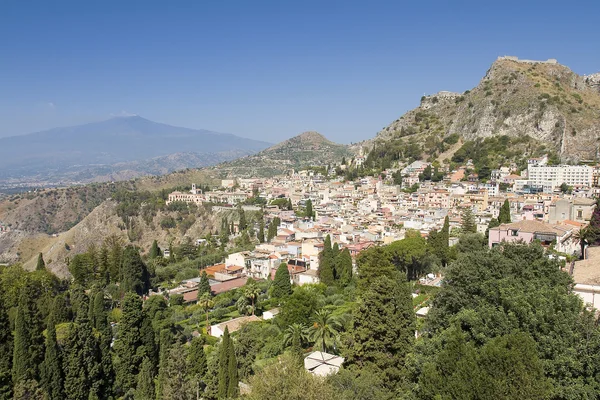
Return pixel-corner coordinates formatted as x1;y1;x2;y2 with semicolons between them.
0;116;271;184
363;56;600;167
211;131;354;177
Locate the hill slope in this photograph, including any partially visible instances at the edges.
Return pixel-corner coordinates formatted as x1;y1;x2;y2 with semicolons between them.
211;131;354;177
368;57;600;166
0;116;271;184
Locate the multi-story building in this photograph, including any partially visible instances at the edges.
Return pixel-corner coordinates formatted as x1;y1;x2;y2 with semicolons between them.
527;164;593;191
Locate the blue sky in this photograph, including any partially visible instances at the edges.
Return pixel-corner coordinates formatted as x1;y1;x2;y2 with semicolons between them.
1;0;599;144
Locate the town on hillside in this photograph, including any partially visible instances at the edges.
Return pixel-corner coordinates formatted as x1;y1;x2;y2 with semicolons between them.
156;154;600;336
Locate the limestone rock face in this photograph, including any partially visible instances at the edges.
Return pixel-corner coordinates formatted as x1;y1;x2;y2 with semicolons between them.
369;57;600;163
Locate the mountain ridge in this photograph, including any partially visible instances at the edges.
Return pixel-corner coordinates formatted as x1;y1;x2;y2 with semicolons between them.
366;56;600;166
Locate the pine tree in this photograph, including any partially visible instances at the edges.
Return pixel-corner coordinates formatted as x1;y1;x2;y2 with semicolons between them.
217;327;230;399
198;271;212;300
461;207;477;233
149;240;161;259
498;199;511;224
0;299;13;400
344;275;415;389
227;336;239;398
36;253;45;270
41;317;64;400
257;220;265;243
98;244;109;284
133;357;155;400
113;293;143;395
272;263;292;299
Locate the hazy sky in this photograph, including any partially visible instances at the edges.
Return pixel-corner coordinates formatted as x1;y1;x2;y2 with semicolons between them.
1;0;599;144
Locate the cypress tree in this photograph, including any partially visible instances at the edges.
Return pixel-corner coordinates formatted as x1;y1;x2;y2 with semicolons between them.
461;207;477;233
318;235;335;286
227;336;238;398
98;244;109;284
113;293;143;395
139;312;157;365
12;288;44;385
238;205;247;231
162;344;194;400
188;337;207;384
272;263;292;299
149;240;161;259
36;253;45;270
198;271;211;300
217;327;230;399
305;199;314;220
0;299;13;400
121;246;148;295
91;291;107;332
257;220;265;243
51;294;72;325
99;322;115;400
498;199;511;224
267;222;277;242
287;198;293;211
156;328;173;400
41;317;64;400
133;357;155;400
337;248;353;287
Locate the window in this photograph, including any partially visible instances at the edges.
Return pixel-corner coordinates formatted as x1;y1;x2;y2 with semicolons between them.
577;210;583;219
511;229;519;237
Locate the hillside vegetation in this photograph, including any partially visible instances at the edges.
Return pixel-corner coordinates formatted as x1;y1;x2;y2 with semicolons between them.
367;57;600;167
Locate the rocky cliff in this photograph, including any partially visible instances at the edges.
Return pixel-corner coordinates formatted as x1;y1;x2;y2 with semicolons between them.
370;57;600;163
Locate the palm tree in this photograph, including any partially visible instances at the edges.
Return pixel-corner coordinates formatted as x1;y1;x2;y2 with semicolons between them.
309;309;341;353
283;323;309;349
574;226;596;260
243;281;261;315
198;292;214;334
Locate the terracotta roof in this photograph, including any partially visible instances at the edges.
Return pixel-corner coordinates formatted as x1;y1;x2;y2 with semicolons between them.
490;220;570;235
211;277;250;295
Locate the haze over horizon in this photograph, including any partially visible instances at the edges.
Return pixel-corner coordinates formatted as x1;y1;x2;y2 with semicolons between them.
1;0;599;144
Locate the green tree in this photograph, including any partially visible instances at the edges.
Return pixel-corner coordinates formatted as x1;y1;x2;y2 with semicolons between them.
238;205;247;231
574;226;596;260
198;270;212;299
272;263;292;299
387;235;431;280
133;357;155;400
267;222;277;243
161;344;195;400
344;275;415;389
156;328;174;400
12;288;44;385
309;309;341;353
149;240;161;259
244;281;261;315
0;299;12;400
41;317;64;400
35;253;45;271
121;246;149;295
245;354;335;400
217;327;231;399
336;248;353;287
113;293;144;395
91;291;107;332
227;334;239;398
355;246;396;290
305;199;314;220
188;337;207;393
498;199;511;224
318;235;335;286
461;207;477;233
257;220;265;243
283;324;309;365
198;293;214;334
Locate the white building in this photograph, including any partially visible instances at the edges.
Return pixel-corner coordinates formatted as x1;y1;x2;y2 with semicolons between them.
527;165;593;191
